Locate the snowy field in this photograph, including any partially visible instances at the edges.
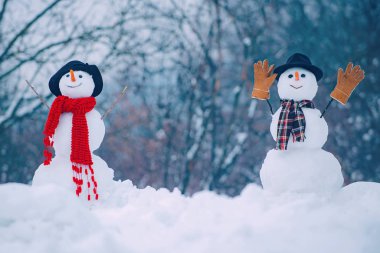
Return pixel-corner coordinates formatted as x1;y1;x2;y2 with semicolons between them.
1;180;380;253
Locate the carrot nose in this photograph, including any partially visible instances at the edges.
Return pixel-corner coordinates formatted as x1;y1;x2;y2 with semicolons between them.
70;69;76;82
295;71;299;81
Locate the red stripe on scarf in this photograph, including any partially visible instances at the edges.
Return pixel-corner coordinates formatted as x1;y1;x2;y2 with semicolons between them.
43;96;98;200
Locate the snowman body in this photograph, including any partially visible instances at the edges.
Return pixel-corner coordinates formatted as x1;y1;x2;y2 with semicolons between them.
270;107;328;149
53;110;104;156
33;68;114;200
260;67;343;193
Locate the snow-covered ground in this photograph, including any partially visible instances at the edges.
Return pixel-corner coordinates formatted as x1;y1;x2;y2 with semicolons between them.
1;180;380;253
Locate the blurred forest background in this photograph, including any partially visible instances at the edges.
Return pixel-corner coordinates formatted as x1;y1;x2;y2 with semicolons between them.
0;0;379;196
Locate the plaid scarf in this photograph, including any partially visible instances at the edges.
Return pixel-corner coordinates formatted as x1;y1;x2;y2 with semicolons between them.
276;99;315;150
43;96;99;201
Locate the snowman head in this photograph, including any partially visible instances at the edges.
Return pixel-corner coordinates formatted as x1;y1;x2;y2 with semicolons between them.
277;68;318;100
49;61;103;98
58;70;95;98
274;53;323;101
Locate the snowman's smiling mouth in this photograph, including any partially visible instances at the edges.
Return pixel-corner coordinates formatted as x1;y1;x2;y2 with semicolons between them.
290;85;303;89
66;83;83;88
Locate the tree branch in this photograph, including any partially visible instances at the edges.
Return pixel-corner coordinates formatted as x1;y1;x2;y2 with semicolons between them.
0;0;9;25
0;0;62;62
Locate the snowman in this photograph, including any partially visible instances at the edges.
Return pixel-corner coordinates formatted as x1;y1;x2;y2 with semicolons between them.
251;53;365;194
33;61;114;201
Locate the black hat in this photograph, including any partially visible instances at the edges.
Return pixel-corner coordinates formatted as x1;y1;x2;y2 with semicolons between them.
273;53;323;81
49;60;103;97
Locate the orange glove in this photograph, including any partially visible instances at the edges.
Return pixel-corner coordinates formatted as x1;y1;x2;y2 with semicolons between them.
330;63;365;105
251;59;277;100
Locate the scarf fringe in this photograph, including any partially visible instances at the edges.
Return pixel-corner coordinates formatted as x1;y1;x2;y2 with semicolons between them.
72;164;98;200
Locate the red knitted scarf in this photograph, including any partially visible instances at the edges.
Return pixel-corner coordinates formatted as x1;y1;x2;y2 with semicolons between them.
43;96;99;200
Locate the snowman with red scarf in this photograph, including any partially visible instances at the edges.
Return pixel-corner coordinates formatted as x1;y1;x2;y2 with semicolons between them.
251;53;365;194
33;61;114;201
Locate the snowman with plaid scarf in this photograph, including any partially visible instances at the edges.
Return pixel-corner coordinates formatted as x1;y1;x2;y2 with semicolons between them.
252;53;365;193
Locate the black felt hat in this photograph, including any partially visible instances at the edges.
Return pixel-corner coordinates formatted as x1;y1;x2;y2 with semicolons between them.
49;60;103;97
273;53;323;81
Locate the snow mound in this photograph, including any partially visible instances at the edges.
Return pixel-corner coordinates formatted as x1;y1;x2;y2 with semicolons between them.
0;183;127;253
1;180;380;253
260;149;344;193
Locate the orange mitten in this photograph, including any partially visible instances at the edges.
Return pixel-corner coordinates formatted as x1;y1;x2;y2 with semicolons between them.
251;59;277;100
330;63;365;105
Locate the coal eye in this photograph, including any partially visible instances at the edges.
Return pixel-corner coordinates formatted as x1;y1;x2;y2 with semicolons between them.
79;75;83;78
301;73;306;78
288;74;293;78
66;74;70;78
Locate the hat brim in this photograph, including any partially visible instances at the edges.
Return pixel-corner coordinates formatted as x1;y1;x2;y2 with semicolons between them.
274;63;323;81
49;61;103;97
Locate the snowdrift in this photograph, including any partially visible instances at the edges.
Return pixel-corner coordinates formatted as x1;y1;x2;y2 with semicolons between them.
1;180;380;253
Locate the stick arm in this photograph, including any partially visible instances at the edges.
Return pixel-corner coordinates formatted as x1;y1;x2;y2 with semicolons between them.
101;85;128;120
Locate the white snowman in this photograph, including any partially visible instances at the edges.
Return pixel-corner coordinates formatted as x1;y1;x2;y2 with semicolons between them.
33;61;114;201
252;53;348;194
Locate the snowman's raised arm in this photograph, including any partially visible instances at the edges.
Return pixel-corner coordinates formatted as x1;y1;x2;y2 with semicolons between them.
251;59;277;114
251;59;277;100
320;63;365;118
330;63;365;105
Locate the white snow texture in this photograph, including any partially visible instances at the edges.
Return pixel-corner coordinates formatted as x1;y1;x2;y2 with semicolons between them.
1;180;380;253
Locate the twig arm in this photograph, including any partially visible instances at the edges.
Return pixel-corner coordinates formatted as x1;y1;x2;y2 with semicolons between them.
101;85;128;120
266;99;274;115
320;98;334;118
25;80;50;110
